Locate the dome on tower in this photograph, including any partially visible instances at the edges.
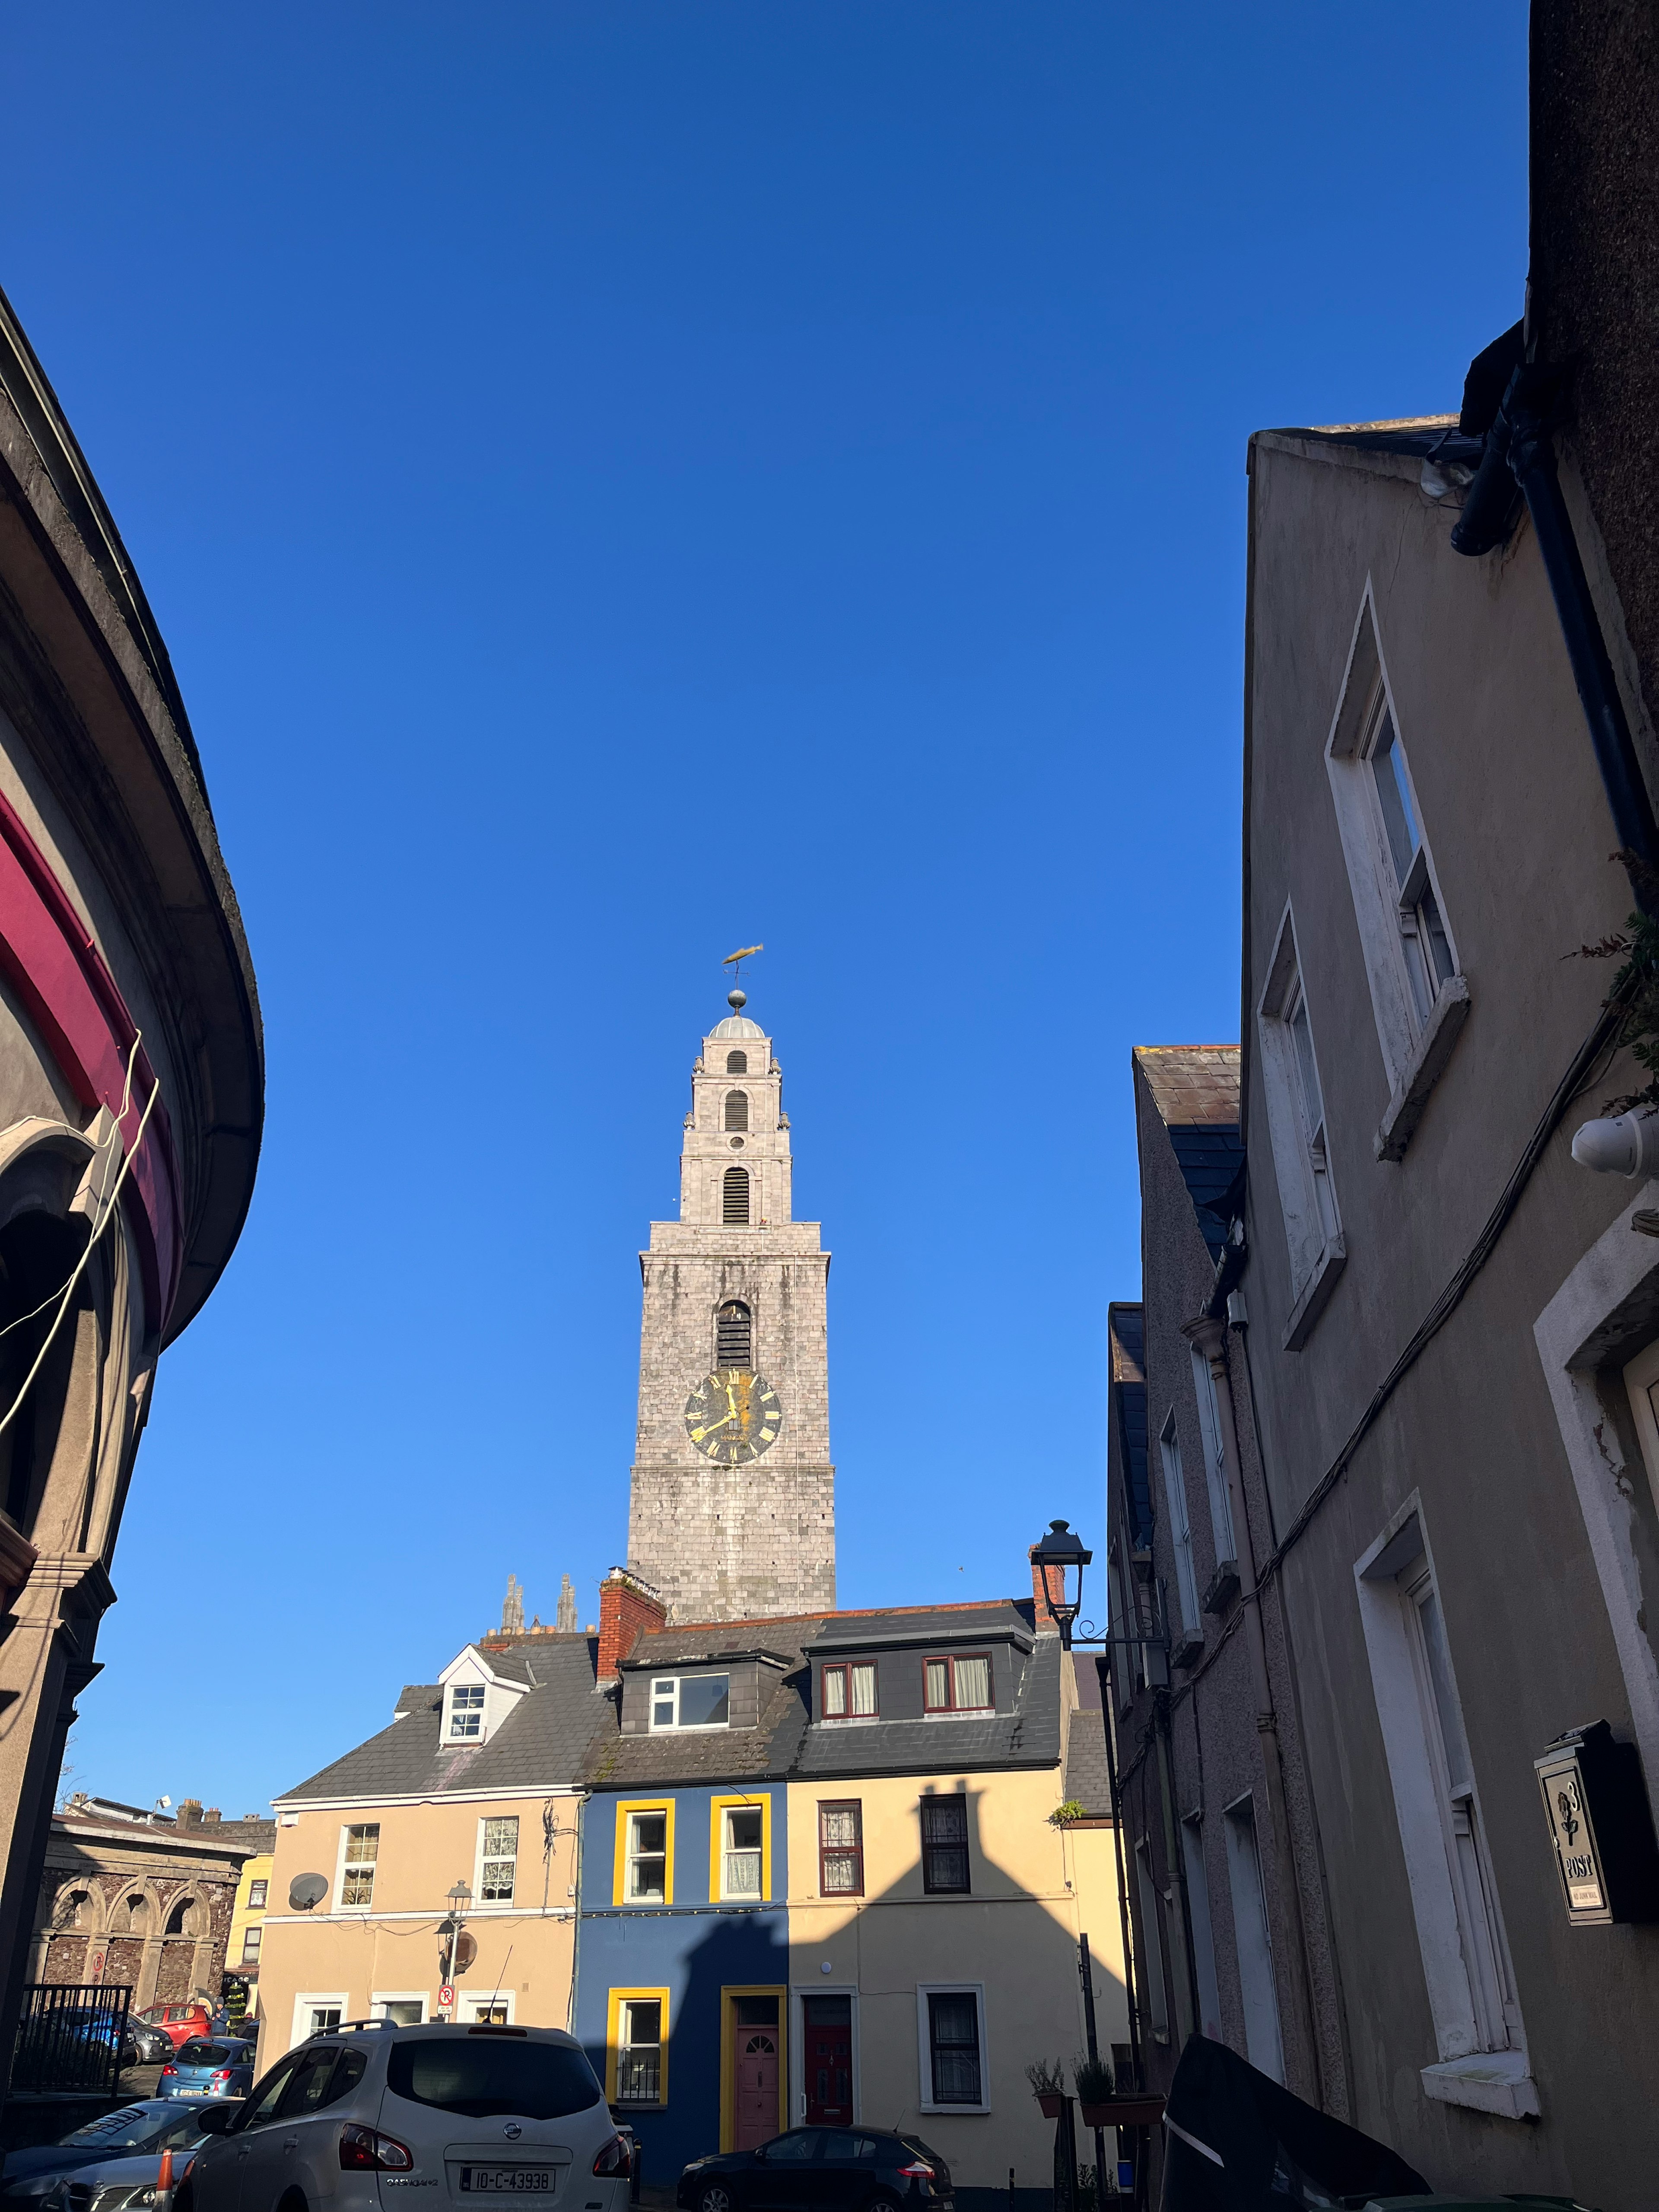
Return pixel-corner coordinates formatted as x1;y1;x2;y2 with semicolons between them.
712;1013;763;1039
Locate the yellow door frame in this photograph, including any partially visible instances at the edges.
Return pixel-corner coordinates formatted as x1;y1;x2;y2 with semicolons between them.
718;1984;788;2152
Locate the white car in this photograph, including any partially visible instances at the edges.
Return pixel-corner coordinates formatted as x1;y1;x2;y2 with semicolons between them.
182;2022;629;2212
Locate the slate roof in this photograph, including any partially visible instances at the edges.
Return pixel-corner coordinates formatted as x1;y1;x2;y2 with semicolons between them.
1109;1303;1151;1549
1061;1711;1113;1819
1136;1045;1244;1261
807;1602;1033;1651
587;1656;814;1792
795;1634;1062;1780
279;1634;608;1802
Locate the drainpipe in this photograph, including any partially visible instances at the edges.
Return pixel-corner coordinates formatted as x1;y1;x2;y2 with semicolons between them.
1451;359;1659;918
1183;1315;1323;2102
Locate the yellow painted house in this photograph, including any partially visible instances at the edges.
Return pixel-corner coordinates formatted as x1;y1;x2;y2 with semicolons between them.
223;1850;274;2014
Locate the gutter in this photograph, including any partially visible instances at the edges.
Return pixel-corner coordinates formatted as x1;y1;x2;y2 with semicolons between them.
1450;331;1659;915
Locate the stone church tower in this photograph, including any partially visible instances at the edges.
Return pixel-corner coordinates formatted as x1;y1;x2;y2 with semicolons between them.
627;992;834;1622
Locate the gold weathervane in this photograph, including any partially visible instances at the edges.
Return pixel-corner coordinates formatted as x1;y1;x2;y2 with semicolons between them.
722;943;764;988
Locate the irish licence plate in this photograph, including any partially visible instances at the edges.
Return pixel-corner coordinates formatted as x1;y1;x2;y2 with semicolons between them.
460;2172;552;2195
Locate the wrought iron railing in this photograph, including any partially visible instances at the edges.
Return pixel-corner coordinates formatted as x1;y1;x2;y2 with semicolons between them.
10;1983;131;2096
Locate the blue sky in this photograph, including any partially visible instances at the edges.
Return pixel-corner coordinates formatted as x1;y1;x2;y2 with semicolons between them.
6;2;1528;1817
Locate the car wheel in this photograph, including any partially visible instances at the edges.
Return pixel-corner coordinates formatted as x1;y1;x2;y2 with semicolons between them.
698;2188;733;2212
866;2198;902;2212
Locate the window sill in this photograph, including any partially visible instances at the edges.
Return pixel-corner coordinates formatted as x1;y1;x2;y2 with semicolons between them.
918;2103;990;2116
1419;2051;1539;2121
1375;976;1471;1163
1200;1564;1239;1618
1282;1234;1347;1351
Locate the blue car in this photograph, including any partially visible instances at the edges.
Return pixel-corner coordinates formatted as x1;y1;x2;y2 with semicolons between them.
0;2103;211;2209
155;2041;255;2103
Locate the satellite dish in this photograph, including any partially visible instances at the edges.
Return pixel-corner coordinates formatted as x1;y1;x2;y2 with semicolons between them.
289;1873;329;1911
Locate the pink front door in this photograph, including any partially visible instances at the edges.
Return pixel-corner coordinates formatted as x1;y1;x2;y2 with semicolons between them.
734;2028;779;2151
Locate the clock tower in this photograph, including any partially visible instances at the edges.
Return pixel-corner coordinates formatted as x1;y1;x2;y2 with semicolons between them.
626;991;835;1623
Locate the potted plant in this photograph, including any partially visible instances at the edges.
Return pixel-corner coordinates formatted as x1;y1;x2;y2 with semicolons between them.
1074;2054;1115;2128
1024;2057;1067;2119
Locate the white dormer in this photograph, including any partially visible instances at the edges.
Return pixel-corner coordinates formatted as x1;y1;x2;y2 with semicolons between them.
438;1646;531;1747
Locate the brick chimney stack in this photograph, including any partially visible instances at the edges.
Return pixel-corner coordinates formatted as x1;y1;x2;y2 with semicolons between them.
178;1799;203;1827
1030;1548;1065;1636
597;1567;668;1684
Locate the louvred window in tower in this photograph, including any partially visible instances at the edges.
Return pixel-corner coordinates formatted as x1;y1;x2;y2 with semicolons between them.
725;1090;749;1131
717;1300;752;1367
723;1167;750;1224
726;1050;748;1074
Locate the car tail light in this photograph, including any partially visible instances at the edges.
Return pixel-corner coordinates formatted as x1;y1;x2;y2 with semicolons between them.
592;2136;632;2177
339;2126;414;2172
898;2164;934;2180
210;2071;232;2085
159;2065;177;2079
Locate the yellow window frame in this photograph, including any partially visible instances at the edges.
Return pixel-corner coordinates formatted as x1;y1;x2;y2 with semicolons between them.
709;1792;772;1903
606;1985;671;2108
613;1799;676;1907
718;1983;787;2151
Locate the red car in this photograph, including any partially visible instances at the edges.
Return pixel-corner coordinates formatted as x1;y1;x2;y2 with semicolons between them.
133;2002;211;2051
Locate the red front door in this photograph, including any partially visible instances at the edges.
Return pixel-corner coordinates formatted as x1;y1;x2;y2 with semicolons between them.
734;2028;779;2151
804;2017;852;2125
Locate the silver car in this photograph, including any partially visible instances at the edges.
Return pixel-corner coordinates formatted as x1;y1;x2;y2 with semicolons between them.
182;2023;629;2212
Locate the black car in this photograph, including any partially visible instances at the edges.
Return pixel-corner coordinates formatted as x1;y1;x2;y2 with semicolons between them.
678;2129;953;2212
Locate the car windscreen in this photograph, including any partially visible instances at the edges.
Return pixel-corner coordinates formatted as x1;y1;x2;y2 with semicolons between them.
175;2043;244;2067
386;2038;604;2120
61;2108;156;2148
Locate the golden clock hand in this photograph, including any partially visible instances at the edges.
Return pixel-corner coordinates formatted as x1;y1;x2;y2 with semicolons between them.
691;1410;737;1441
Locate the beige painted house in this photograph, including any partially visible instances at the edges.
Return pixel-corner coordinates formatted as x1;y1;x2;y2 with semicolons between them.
258;1633;603;2057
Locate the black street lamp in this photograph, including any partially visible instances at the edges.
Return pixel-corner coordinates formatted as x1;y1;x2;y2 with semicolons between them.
1030;1519;1092;1649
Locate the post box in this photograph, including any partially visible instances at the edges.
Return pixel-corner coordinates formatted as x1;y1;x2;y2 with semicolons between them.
1534;1719;1659;1926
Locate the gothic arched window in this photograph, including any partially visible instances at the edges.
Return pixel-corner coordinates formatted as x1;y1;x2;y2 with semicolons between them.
726;1050;748;1074
165;1895;202;1938
119;1894;148;1934
725;1091;749;1132
717;1300;752;1369
722;1167;750;1224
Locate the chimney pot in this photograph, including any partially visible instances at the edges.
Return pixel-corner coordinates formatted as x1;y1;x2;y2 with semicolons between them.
1030;1548;1064;1635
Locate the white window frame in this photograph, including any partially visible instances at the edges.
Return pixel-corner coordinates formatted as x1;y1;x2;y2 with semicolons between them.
625;1809;670;1903
447;1682;486;1740
1221;1793;1284;2084
459;1991;516;2024
915;1982;990;2114
335;1822;380;1912
647;1674;732;1732
371;1991;429;2026
1187;1349;1237;1566
476;1814;520;1905
1354;1498;1536;2120
1256;903;1346;1348
292;1991;347;2044
1324;584;1469;1160
1158;1413;1201;1634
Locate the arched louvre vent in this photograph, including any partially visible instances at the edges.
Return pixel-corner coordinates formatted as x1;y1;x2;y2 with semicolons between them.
717;1300;752;1367
723;1167;750;1224
725;1090;749;1131
726;1050;748;1074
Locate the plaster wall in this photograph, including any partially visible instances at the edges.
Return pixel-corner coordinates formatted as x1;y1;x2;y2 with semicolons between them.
784;1768;1126;2193
258;1795;581;2060
1240;432;1659;2204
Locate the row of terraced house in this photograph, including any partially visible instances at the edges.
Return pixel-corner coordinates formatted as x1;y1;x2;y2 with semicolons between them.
248;1564;1124;2211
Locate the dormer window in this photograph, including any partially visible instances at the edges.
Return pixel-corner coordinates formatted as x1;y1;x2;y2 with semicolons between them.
924;1655;992;1714
649;1674;730;1731
449;1684;485;1739
822;1662;877;1720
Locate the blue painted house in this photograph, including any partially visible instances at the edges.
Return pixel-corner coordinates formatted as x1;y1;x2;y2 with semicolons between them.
575;1597;801;2182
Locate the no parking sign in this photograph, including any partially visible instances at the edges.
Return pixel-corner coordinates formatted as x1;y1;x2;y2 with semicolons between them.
439;1984;455;2009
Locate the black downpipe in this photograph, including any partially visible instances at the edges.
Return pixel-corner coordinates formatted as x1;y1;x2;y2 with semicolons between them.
1452;360;1659;918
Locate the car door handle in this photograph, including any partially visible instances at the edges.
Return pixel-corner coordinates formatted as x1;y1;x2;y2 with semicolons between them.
283;2138;299;2153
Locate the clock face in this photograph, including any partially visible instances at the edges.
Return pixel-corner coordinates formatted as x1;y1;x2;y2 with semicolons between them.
684;1370;784;1463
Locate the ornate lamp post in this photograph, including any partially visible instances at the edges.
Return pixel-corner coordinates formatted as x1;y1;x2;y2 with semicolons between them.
1030;1519;1091;1647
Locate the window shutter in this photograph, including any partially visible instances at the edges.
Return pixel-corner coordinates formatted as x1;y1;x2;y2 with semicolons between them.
717;1301;752;1367
722;1167;750;1224
725;1090;750;1131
